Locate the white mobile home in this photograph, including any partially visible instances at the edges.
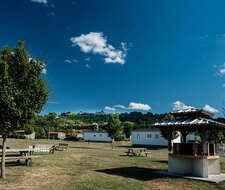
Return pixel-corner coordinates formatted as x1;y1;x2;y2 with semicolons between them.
83;131;112;142
48;132;66;140
132;128;181;147
132;128;199;147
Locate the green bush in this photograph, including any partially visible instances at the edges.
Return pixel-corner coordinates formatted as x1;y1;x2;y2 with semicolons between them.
115;136;125;141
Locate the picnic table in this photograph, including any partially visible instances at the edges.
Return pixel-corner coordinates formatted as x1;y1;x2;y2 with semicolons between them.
126;148;151;157
0;148;33;156
0;148;38;165
55;143;68;151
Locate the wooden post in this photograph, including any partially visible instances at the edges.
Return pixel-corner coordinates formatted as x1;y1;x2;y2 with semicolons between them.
207;143;210;156
168;127;173;153
193;143;198;156
214;144;216;156
181;129;188;143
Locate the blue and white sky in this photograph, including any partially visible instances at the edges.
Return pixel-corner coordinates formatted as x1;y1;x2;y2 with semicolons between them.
1;0;225;116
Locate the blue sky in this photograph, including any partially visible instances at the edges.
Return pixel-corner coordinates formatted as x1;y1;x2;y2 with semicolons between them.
1;0;225;116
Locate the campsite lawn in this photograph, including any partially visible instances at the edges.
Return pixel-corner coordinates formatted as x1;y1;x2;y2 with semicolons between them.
0;139;225;190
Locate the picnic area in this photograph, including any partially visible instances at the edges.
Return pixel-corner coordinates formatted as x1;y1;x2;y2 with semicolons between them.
0;139;225;190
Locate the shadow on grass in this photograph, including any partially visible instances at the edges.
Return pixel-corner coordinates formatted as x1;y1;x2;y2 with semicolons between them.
69;146;95;150
151;160;168;164
116;145;167;151
5;161;27;167
116;145;132;148
96;167;175;181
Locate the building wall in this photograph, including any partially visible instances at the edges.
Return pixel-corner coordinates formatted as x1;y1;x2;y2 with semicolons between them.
186;132;200;142
168;155;220;177
131;129;181;146
58;133;66;140
24;132;35;140
83;132;112;142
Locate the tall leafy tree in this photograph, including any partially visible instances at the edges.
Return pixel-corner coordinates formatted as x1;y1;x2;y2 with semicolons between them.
160;114;178;151
123;121;134;139
0;41;48;178
106;113;121;147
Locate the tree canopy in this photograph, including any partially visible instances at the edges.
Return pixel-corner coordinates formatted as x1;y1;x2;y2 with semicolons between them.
106;113;121;140
0;41;48;178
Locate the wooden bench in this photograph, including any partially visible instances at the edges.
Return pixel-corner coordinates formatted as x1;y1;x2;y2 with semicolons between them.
55;143;68;151
33;144;55;154
126;148;151;157
0;155;39;166
143;151;151;157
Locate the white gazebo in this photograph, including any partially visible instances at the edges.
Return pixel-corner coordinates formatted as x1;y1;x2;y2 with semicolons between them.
152;108;225;181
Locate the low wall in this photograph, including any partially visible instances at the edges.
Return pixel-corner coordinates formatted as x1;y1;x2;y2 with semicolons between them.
168;154;220;177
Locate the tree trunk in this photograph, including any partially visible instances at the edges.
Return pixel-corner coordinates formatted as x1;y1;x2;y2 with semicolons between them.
111;138;114;149
1;135;7;179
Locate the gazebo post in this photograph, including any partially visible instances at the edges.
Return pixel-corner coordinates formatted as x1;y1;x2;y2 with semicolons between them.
180;129;188;143
167;127;173;153
199;129;208;155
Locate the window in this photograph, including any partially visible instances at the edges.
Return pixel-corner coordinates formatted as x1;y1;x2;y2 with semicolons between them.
155;134;159;139
99;134;102;137
137;134;140;140
93;134;96;137
147;134;151;139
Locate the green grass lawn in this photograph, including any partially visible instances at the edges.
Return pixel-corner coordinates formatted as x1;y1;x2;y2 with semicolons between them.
0;139;225;190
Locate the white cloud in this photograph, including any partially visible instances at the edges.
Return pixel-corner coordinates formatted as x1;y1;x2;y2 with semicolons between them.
85;64;91;69
203;104;219;113
128;102;151;111
220;68;225;75
114;104;127;109
73;59;78;63
113;102;151;111
41;68;47;74
70;32;127;64
216;63;225;76
48;101;60;104
30;0;48;4
64;59;72;64
85;57;91;61
172;101;195;111
104;106;116;111
48;12;55;16
29;57;47;74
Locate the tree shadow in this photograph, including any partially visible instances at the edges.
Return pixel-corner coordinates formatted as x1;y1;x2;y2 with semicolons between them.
151;160;168;164
116;145;132;148
96;167;175;181
5;161;27;167
116;145;167;150
69;146;95;150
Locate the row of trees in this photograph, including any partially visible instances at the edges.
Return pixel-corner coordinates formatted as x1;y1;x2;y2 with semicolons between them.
24;111;165;139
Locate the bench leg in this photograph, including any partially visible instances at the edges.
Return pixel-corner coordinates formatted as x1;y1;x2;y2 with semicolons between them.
25;158;31;166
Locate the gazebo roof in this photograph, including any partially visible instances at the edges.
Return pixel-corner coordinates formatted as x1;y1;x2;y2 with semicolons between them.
170;108;214;117
152;117;225;128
